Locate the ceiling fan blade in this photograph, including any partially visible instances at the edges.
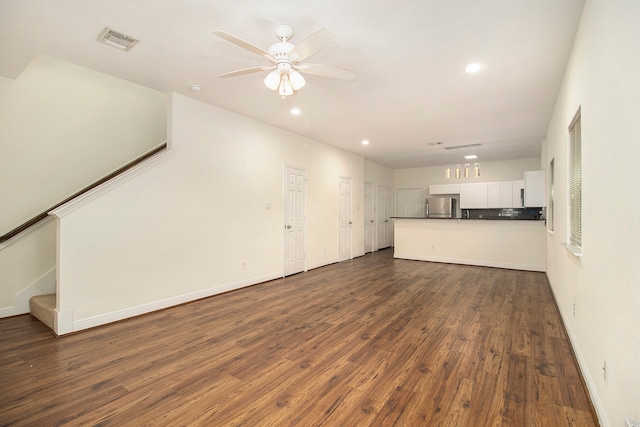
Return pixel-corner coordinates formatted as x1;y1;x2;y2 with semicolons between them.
217;66;274;79
213;31;271;58
297;63;357;80
290;27;337;61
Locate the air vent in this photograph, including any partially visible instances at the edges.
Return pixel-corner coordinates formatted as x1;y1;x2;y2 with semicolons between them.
444;143;481;151
98;27;139;51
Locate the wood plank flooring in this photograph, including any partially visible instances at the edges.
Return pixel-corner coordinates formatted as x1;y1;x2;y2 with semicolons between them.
0;249;597;426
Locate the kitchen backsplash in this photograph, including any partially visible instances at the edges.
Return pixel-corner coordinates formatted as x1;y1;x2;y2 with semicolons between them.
462;208;545;220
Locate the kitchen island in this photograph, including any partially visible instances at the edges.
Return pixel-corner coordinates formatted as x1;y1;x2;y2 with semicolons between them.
393;217;546;271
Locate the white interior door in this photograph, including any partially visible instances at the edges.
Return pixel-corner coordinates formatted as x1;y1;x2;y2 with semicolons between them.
396;188;424;217
338;176;352;262
364;183;373;253
284;166;306;276
378;186;393;249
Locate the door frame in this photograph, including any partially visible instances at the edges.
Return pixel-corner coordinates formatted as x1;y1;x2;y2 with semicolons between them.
283;164;307;276
337;175;353;262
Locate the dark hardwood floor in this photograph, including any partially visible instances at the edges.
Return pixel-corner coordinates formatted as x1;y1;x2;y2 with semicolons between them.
0;249;597;426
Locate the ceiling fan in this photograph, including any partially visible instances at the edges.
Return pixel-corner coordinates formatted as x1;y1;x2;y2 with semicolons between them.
213;24;357;98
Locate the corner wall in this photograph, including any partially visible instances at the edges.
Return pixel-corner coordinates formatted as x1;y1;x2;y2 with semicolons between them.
52;93;365;331
543;1;640;426
0;56;166;315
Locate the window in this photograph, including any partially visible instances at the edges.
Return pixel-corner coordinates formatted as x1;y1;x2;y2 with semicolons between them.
548;158;554;232
567;108;582;253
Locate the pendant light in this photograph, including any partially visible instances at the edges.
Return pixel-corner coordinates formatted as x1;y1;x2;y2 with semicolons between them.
464;163;470;178
446;166;451;179
474;163;480;177
455;165;461;179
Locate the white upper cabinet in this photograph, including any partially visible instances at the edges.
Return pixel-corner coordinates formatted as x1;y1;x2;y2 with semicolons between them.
460;182;488;208
500;181;514;208
459;183;474;208
473;182;488;208
488;181;514;208
488;182;501;208
429;184;460;195
524;171;546;207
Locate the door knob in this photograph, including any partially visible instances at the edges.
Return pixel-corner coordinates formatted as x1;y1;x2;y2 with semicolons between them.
285;225;292;229
349;221;353;224
371;220;374;223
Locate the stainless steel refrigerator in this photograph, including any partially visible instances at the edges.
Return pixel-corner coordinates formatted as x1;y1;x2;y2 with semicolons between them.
425;197;457;218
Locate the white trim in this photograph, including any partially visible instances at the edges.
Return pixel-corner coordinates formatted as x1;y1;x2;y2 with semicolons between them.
55;308;73;335
49;148;175;219
0;216;54;252
548;277;609;427
393;252;546;272
0;268;56;318
306;258;339;271
68;271;281;334
0;306;18;318
562;242;583;258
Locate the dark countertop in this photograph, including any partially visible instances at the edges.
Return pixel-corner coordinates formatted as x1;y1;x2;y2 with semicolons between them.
391;216;545;221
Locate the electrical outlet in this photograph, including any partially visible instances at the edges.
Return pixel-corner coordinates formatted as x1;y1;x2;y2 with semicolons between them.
602;360;608;385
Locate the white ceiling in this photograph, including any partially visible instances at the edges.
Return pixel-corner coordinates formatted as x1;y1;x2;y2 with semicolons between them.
0;0;585;169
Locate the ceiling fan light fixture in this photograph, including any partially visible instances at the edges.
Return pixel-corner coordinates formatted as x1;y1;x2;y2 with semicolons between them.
264;70;281;90
279;75;294;97
289;70;306;90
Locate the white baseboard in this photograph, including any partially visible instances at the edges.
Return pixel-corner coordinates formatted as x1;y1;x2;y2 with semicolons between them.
548;279;609;427
393;252;546;272
0;268;56;318
306;258;338;271
70;271;282;333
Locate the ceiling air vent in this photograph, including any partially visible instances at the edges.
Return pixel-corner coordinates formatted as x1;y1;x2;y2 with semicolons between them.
98;27;139;51
444;143;481;151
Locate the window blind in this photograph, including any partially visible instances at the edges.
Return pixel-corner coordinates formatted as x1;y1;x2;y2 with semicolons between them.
568;112;582;248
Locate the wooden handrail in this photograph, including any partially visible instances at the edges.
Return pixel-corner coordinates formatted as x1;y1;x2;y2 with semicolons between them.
0;143;168;244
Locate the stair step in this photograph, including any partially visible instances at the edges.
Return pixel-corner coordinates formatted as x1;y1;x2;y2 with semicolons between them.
29;294;56;331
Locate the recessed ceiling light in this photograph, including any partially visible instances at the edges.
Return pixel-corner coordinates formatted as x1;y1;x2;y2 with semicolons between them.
290;108;301;116
464;154;478;159
465;63;482;73
190;84;202;92
361;140;369;146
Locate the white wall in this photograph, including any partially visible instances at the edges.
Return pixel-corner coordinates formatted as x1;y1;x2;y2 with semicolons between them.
393;157;541;191
51;93;365;332
394;219;546;271
543;1;640;426
0;55;167;235
365;159;394;188
0;56;166;314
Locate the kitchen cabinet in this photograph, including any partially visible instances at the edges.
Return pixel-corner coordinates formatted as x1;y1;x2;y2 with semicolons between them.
500;181;514;208
473;182;488;208
459;183;474;208
524;170;546;207
460;182;488;208
513;180;525;208
488;182;501;208
488;181;514;208
429;184;460;195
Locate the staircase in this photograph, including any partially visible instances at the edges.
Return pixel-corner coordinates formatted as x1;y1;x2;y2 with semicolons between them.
29;294;56;331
